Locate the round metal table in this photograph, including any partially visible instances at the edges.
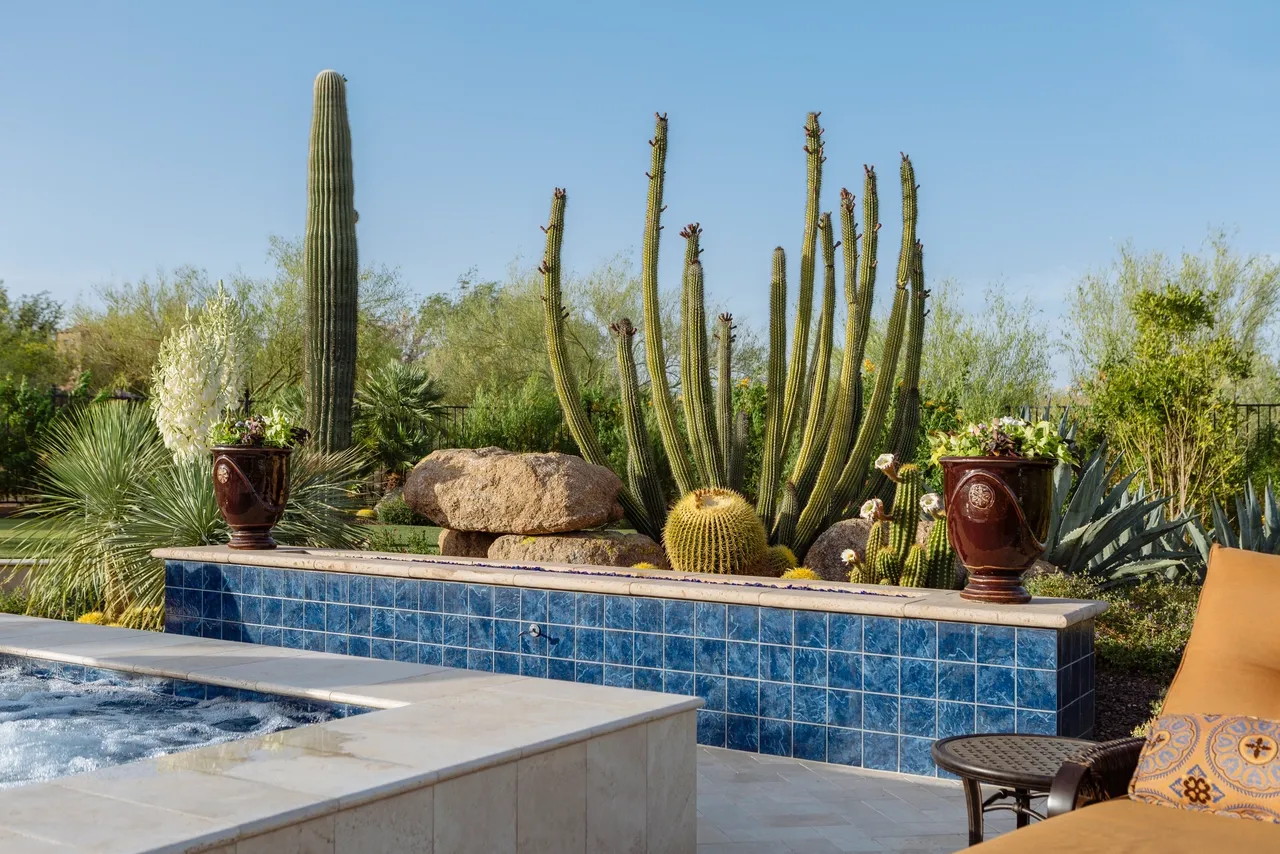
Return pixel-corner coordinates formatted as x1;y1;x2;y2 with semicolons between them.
931;734;1095;846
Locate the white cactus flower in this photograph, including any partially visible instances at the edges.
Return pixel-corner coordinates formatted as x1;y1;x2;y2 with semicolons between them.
859;498;884;521
920;493;943;516
841;548;859;566
999;415;1027;427
874;453;896;472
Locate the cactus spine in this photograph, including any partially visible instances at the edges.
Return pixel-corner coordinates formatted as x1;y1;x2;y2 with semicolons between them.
851;519;888;584
612;319;667;532
923;501;960;590
304;70;359;452
664;488;768;575
900;545;928;587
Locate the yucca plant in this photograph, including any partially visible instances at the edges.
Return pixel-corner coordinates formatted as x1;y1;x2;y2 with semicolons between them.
1186;479;1280;568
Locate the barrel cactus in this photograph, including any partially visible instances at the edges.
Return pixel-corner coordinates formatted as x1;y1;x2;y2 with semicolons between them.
664;488;769;575
759;544;799;577
781;567;819;580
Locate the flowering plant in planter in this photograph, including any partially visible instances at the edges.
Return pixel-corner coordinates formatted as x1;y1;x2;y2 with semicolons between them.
928;417;1074;466
209;409;310;449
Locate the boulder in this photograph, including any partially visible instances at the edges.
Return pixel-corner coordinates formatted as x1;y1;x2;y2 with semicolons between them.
488;532;669;569
437;529;500;558
403;447;624;534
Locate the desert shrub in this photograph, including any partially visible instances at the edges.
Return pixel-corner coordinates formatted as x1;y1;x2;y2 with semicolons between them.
457;377;573;454
353;360;448;482
364;525;438;555
0;376;56;499
376;494;425;526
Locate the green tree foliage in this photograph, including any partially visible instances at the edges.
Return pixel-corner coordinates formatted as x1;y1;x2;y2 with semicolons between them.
0;283;65;387
353;359;447;482
0;377;56;499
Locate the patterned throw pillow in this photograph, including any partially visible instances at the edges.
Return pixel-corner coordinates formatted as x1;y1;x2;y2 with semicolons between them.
1129;713;1280;823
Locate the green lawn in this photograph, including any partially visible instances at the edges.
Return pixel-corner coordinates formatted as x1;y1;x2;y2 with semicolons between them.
0;518;73;559
359;522;442;555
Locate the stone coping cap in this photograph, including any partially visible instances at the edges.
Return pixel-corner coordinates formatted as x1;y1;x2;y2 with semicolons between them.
154;545;1107;629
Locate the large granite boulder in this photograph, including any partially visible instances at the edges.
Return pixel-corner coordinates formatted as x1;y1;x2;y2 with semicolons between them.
403;447;624;534
437;528;500;558
488;532;669;569
806;517;939;582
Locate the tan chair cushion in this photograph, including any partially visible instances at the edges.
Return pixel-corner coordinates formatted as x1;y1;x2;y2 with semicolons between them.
1162;546;1280;720
970;797;1280;852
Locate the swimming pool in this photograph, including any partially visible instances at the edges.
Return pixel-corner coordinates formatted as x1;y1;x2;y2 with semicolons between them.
0;654;363;789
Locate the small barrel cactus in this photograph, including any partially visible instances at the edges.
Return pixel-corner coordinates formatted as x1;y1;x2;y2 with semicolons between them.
758;544;799;577
781;567;819;580
663;488;769;575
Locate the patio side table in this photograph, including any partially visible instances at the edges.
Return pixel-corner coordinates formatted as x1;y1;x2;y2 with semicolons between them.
931;734;1095;846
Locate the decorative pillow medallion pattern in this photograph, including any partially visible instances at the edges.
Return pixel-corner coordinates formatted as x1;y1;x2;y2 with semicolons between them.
1129;713;1280;823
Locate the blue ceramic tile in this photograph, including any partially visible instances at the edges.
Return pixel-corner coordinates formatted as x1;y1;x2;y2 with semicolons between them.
242;566;262;596
604;664;634;688
325;634;349;656
468;617;494;650
939;622;976;662
420;581;442;613
393;641;418;663
604;630;633;665
260;568;283;598
900;736;937;776
794;723;827;762
548;591;575;624
577;593;603;627
442;614;467;647
635;632;663;669
1017;668;1057;711
727;714;759;752
575;662;603;684
634;667;663;692
348;606;371;636
348;635;371;658
760;608;794;646
938;662;976;703
864;617;900;656
727;605;759;641
1017;709;1056;735
395;579;418;610
241;596;262;626
165;562;182;588
760;719;792;756
1017;628;1057;670
182;589;202;618
519;628;547;656
863;655;900;696
548;627;574;659
282;599;305;630
795;611;828;649
444;646;468;668
394;609;418;642
495;652;521;675
977;625;1016;666
494;587;520;620
261;598;283;628
415;611;441;644
762;645;792;683
828;689;861;729
695;602;727;639
221;564;242;593
829;613;862;652
794;648;828;687
303;571;324;602
698;710;727;747
664;636;694;672
696;674;727;711
977;666;1016;708
282;570;305;601
324;574;346;604
577;628;603;662
727;641;759;679
520;589;547;624
372;577;396;609
604;596;633;630
548;657;574;681
695;638;727;675
828;726;861;766
634;598;663;633
864;733;899;771
760;681;792;720
938;701;976;738
201;590;221;621
440;582;465;614
785;681;825;724
864;693;899;733
828;651;861;690
901;698;937;737
468;649;494;672
420;643;443;666
901;658;937;699
494;619;520;653
900;620;937;659
728;678;759;716
373;608;397;641
664;600;694;636
304;602;326;633
282;629;305;650
665;670;694;696
521;655;548;678
977;704;1016;733
348;575;371;606
467;585;493;618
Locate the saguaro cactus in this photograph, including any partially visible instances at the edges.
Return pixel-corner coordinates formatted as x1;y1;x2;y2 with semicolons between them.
304;70;359;452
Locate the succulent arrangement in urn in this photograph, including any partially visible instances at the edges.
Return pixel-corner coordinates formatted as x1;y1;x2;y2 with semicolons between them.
930;418;1075;604
210;410;310;550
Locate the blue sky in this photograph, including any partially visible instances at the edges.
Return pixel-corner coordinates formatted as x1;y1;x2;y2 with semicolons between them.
2;1;1276;378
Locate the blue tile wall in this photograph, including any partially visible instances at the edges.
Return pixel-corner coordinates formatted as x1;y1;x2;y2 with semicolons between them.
164;560;1096;778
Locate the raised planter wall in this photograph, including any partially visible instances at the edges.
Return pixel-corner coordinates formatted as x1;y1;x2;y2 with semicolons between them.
157;546;1105;779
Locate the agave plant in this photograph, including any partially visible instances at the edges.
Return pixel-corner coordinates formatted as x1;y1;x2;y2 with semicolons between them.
1186;479;1280;568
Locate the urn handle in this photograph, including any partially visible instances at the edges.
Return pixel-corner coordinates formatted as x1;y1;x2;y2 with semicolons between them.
215;454;283;516
950;468;1047;554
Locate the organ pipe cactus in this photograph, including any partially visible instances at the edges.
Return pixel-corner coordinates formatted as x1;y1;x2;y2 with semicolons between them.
921;494;961;590
612;319;667;533
539;113;926;558
304;70;359;452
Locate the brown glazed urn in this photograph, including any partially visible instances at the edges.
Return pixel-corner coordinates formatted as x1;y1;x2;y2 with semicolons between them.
211;446;292;550
940;456;1056;605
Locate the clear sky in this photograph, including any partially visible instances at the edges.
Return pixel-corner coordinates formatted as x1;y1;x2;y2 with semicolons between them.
2;1;1276;375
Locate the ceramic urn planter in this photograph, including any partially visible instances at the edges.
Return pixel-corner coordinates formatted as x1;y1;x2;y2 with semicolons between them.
940;456;1056;605
212;446;292;550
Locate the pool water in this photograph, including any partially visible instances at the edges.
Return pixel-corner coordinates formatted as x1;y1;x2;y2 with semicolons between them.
0;663;342;788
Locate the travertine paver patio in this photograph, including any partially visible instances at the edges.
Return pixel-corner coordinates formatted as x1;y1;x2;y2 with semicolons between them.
698;746;1018;853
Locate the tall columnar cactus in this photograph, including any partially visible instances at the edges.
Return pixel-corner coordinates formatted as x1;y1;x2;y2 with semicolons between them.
304;70;359;452
922;494;960;589
756;247;789;520
664;488;769;575
884;459;923;562
612;319;667;532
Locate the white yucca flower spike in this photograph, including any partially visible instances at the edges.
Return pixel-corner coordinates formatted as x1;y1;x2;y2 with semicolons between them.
859;498;884;521
840;548;859;566
920;493;943;516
